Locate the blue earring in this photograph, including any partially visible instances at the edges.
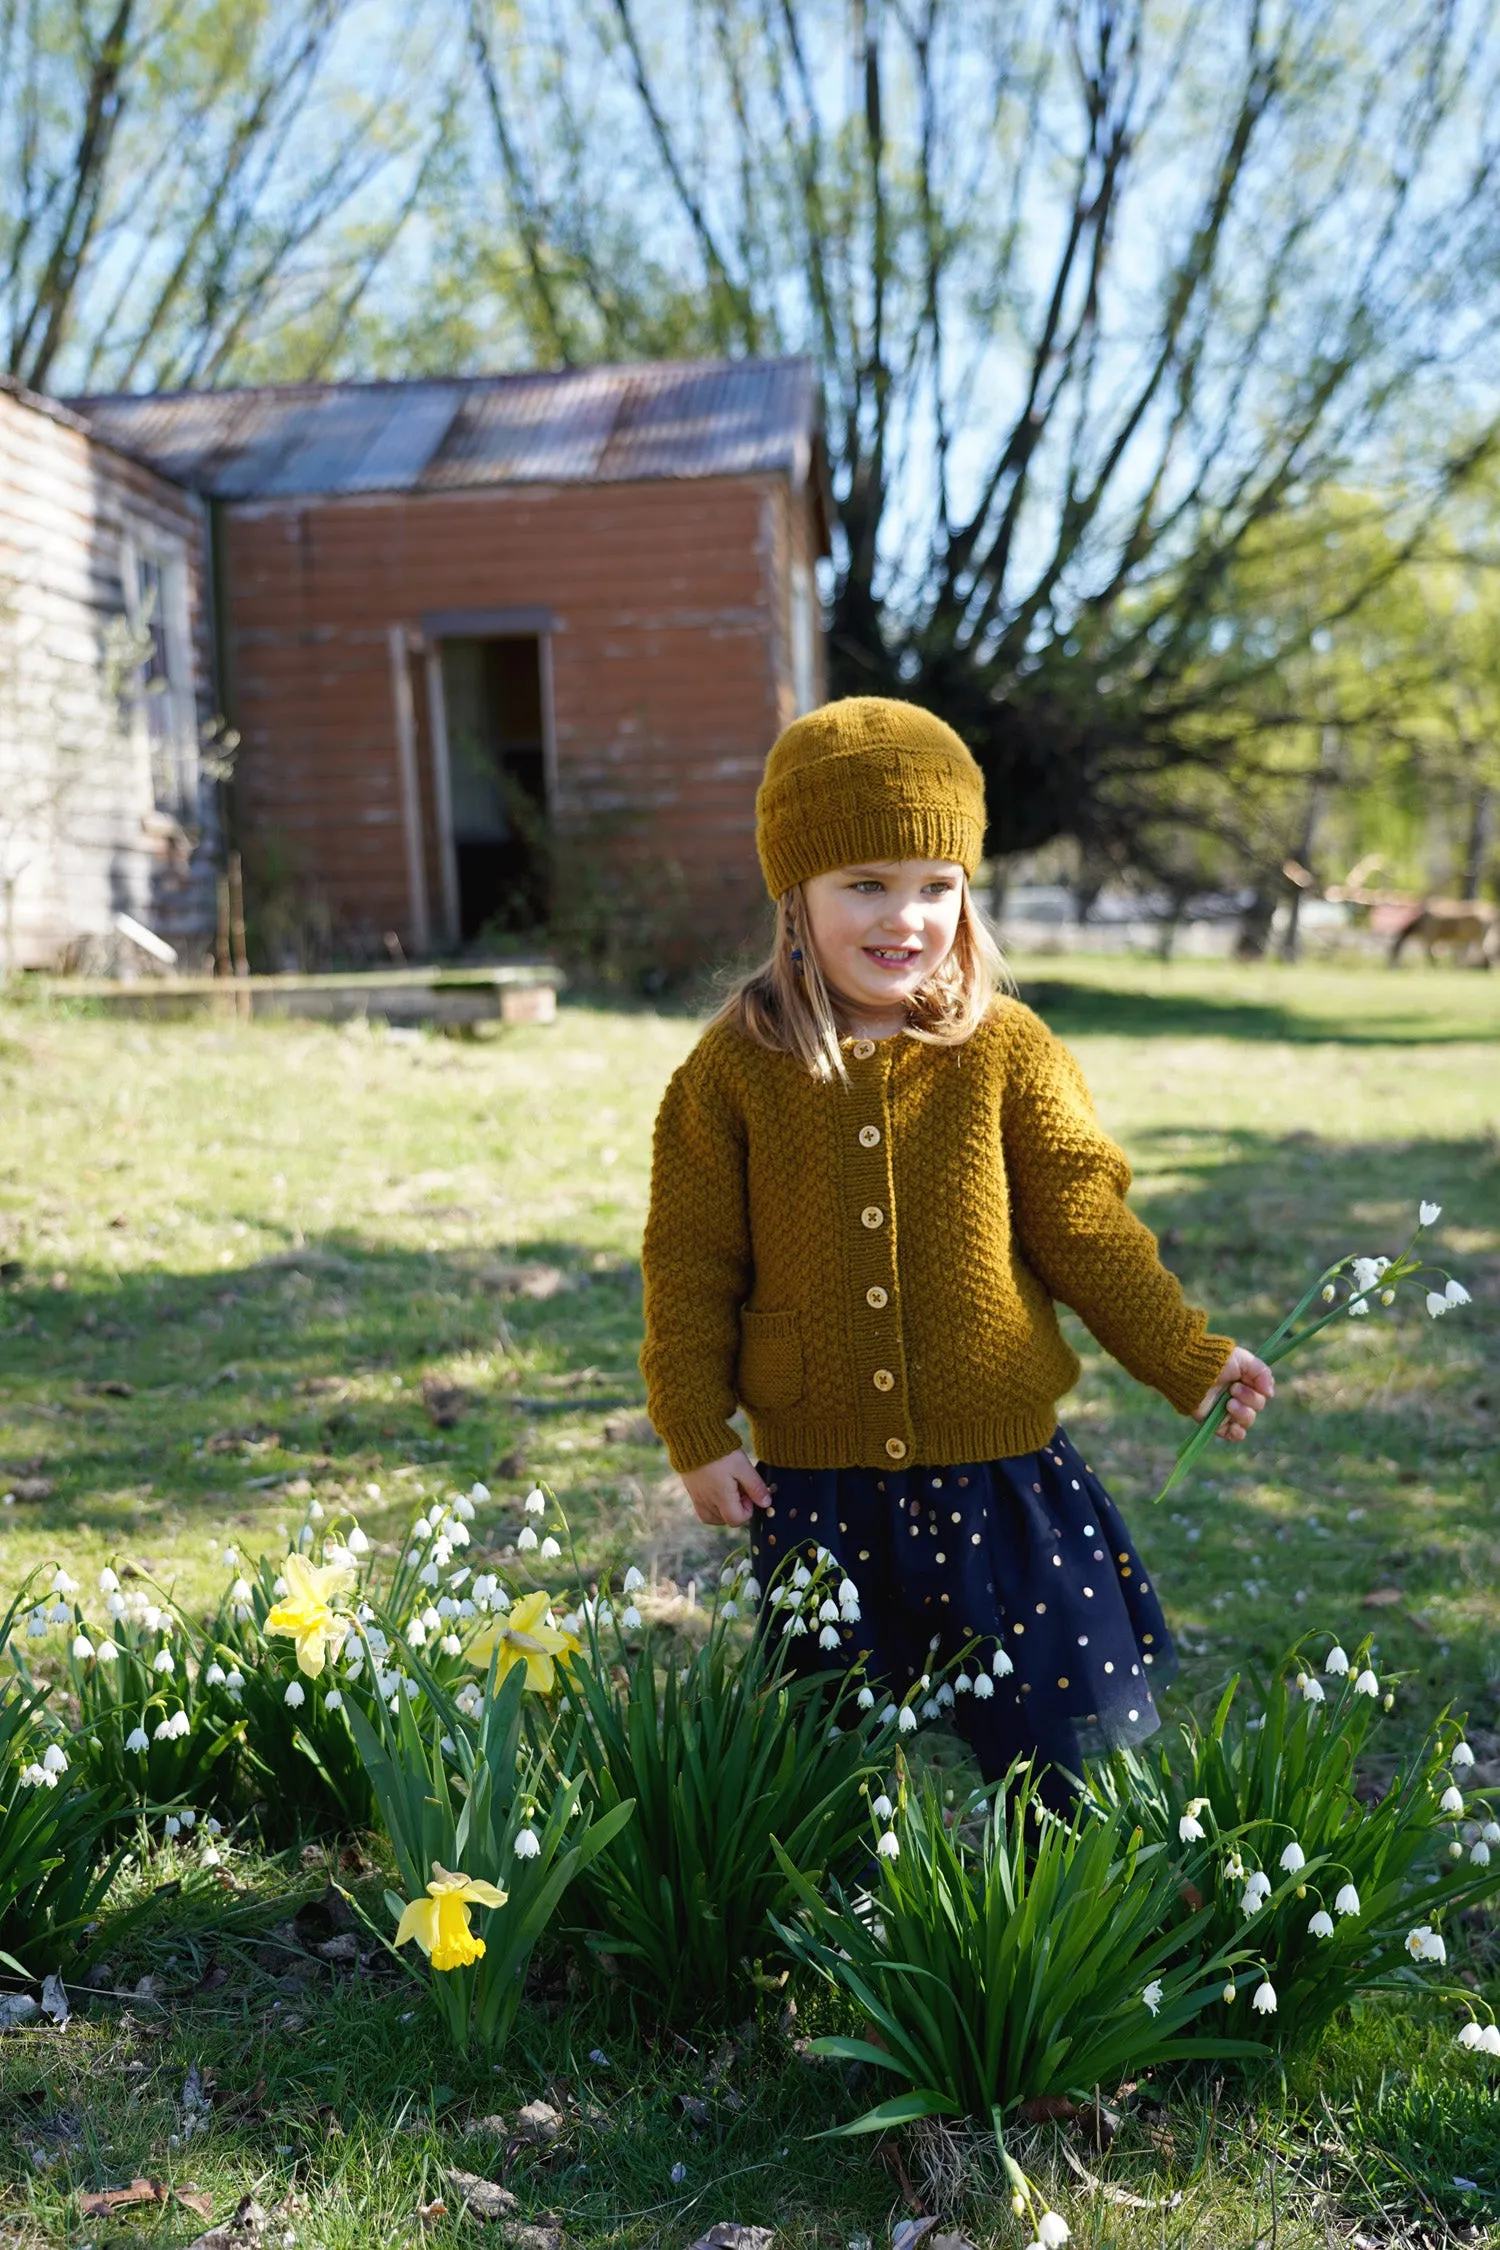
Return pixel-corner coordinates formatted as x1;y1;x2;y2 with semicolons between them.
790;946;804;976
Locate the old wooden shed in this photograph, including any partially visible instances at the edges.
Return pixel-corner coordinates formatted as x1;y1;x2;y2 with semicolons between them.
0;377;216;969
75;357;830;967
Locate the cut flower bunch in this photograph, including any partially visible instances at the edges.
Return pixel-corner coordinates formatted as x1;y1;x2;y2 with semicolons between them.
1161;1201;1471;1497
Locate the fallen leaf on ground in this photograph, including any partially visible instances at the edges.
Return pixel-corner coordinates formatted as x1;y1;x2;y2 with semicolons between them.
176;2186;214;2218
0;1993;40;2028
678;2094;710;2123
516;2099;563;2143
446;2170;519;2219
418;2200;448;2226
929;2235;980;2250
181;2194;269;2248
1019;2094;1080;2124
78;2179;168;2217
1362;1587;1404;1608
688;2229;777;2250
891;2223;939;2250
473;2113;509;2136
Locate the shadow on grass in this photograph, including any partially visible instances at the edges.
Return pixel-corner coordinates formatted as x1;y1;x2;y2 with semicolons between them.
1018;974;1500;1045
0;1234;650;1535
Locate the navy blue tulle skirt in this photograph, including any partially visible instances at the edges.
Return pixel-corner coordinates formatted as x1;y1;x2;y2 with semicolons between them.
750;1426;1175;1797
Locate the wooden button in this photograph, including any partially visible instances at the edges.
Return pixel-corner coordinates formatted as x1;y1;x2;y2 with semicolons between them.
860;1205;884;1229
858;1124;881;1147
885;1437;907;1459
866;1285;888;1309
873;1369;895;1391
851;1039;876;1059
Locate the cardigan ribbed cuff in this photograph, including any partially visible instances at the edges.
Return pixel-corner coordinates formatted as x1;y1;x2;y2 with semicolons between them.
659;1414;745;1477
1153;1328;1236;1418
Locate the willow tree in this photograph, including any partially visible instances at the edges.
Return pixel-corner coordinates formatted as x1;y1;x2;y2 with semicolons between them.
0;0;449;393
463;0;1500;871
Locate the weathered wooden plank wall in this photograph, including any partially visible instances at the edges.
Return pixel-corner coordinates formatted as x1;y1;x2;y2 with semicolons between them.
0;382;215;968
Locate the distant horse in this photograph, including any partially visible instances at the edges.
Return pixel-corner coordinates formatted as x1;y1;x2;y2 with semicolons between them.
1387;899;1500;967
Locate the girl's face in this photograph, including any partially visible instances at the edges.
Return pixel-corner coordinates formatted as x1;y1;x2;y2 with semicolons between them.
801;859;966;1023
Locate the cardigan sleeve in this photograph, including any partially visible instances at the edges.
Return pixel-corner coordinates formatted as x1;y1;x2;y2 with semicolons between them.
1001;1015;1234;1415
639;1040;754;1474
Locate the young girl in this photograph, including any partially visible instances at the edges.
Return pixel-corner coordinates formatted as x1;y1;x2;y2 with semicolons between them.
640;696;1274;1803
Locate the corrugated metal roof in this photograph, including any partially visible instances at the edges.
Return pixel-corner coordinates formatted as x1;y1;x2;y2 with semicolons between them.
67;357;820;502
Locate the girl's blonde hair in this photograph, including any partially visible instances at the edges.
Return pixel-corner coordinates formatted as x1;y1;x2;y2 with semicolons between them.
712;874;1013;1082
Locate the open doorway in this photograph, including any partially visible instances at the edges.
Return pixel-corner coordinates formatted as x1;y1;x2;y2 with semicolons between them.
439;636;549;940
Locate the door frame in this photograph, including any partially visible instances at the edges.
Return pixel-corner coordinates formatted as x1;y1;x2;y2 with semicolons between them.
419;608;560;952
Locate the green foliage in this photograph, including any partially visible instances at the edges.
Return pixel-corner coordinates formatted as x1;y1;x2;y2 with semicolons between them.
777;1766;1259;2136
1096;1640;1500;2056
561;1589;888;2023
53;1592;241;1818
345;1651;632;2056
0;1588;123;1970
202;1558;376;1843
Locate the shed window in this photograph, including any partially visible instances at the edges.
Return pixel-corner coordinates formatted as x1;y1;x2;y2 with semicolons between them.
122;535;196;823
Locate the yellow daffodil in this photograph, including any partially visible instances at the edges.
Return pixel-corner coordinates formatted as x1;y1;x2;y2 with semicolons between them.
467;1589;580;1694
394;1862;508;1971
264;1553;356;1677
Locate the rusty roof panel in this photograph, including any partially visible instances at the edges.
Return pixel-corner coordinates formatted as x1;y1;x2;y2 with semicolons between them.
69;358;819;501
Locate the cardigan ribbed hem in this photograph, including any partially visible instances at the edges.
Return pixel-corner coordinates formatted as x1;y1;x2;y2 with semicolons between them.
745;1407;1073;1472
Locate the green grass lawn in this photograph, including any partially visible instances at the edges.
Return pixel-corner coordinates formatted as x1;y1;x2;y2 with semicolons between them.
1;957;1498;2247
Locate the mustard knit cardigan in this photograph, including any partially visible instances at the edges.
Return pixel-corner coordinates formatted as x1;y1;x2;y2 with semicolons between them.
639;1000;1233;1476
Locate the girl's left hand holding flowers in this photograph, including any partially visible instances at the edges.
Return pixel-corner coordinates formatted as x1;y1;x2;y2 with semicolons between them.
1195;1347;1275;1442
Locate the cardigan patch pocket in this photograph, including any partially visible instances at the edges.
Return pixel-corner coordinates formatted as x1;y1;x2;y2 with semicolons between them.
736;1309;804;1412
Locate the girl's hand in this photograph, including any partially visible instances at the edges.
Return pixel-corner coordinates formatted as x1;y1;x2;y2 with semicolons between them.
682;1449;772;1526
1194;1347;1275;1441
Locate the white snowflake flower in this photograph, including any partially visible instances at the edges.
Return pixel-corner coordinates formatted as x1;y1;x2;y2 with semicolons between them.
1426;1291;1450;1318
285;1681;306;1708
97;1639;119;1662
524;1489;547;1515
897;1706;918;1733
857;1686;875;1710
1308;1910;1335;1938
623;1566;646;1594
152;1648;175;1675
1405;1924;1445;1963
42;1744;67;1774
973;1673;995;1700
540;1536;562;1561
1469;1840;1491;1866
876;1830;900;1861
1456;2021;1487;2051
1251;1979;1277;2015
1280;1841;1306;1873
98;1567;120;1593
325;1689;344;1712
1441;1785;1465;1815
871;1794;893;1819
1353;1669;1379;1697
72;1633;95;1660
1452;1741;1475;1768
1334;1883;1360;1917
1445;1278;1471;1307
514;1827;541;1859
622;1605;643;1630
1301;1676;1325;1704
1325;1645;1349;1675
1419;1201;1441;1226
347;1526;370;1554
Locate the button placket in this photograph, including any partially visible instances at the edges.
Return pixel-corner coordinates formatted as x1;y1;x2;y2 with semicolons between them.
845;1038;912;1464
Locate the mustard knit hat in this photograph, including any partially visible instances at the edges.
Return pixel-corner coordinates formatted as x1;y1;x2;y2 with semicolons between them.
755;696;987;899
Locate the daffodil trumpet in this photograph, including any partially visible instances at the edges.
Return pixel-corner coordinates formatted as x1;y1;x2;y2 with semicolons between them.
393;1862;508;1971
467;1589;581;1694
1157;1204;1468;1500
263;1552;357;1675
